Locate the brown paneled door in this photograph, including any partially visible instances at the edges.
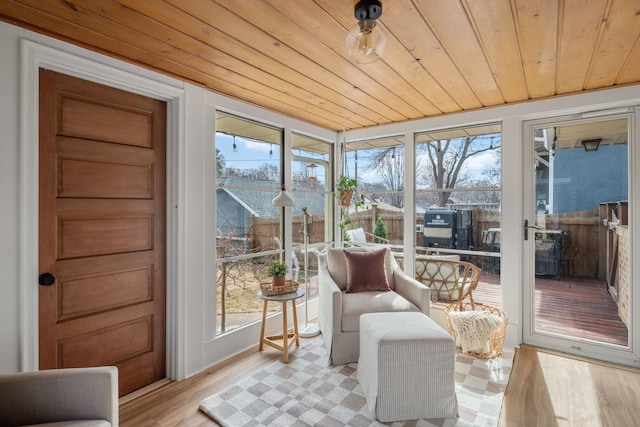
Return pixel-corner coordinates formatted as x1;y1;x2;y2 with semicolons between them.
38;69;166;396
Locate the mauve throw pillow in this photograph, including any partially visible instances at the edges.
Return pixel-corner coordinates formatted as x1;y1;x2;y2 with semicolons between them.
344;248;390;293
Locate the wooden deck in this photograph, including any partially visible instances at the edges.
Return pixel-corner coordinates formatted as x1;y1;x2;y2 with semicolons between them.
534;276;628;346
431;272;502;310
433;273;629;347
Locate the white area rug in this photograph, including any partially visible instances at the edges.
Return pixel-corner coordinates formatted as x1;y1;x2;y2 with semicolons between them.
200;339;513;426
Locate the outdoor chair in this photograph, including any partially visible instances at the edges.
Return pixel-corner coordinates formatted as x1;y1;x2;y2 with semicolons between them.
345;227;390;246
414;257;481;304
394;253;482;304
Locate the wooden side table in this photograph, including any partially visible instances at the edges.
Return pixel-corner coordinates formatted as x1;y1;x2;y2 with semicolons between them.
257;288;304;363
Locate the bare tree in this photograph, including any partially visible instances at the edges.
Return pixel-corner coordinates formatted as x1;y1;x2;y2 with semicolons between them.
470;148;501;203
224;163;279;181
417;137;497;207
216;223;277;334
362;138;497;208
216;148;225;177
367;146;405;207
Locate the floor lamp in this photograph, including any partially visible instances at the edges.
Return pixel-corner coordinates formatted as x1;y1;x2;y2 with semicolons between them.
272;187;320;337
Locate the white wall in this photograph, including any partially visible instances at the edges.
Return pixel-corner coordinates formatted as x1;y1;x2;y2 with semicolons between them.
0;22;22;373
1;19;639;377
0;21;333;377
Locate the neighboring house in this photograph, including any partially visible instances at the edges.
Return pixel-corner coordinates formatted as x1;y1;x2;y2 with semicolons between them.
536;145;628;214
553;145;627;214
216;176;325;240
216;177;279;239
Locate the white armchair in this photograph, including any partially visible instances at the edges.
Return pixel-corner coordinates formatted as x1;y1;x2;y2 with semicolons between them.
0;366;118;427
318;247;431;365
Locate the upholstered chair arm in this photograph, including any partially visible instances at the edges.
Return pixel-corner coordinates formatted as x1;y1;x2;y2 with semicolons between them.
318;253;343;336
0;366;119;427
393;265;431;316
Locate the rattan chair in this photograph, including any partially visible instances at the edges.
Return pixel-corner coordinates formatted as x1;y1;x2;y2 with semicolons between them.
414;258;481;304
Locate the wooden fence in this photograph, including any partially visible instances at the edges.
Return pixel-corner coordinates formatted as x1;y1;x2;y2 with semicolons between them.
249;207;601;279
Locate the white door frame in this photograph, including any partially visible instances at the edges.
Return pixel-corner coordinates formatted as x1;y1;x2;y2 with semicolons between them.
19;39;185;378
522;111;640;367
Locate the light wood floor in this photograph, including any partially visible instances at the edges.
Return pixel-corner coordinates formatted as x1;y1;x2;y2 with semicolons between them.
120;336;640;427
500;345;640;427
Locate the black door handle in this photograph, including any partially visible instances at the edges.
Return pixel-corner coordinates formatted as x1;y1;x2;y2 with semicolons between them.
524;219;541;240
38;273;56;286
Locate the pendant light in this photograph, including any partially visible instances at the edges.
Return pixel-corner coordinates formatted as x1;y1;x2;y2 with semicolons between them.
272;186;295;207
345;0;386;64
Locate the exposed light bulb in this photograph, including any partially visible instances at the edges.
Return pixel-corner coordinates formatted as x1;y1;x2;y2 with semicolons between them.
358;24;374;54
233;142;237;152
346;22;385;63
346;0;385;64
359;34;372;54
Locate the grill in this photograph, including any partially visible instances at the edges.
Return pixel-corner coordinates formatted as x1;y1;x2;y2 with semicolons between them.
423;209;473;250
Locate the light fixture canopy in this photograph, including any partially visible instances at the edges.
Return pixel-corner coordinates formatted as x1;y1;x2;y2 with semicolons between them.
345;0;386;64
272;186;295;207
581;138;602;152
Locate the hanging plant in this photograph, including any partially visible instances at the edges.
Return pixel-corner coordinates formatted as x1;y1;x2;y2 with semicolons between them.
336;175;358;207
336;175;365;235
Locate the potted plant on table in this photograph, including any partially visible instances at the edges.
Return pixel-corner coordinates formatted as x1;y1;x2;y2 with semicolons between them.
267;260;288;287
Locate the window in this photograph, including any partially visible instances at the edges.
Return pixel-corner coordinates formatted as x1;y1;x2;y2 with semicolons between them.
415;124;502;307
291;133;333;246
342;135;404;248
291;133;333;300
215;112;284;335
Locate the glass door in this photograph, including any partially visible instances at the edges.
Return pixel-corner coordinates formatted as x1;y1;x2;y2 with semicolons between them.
523;114;636;365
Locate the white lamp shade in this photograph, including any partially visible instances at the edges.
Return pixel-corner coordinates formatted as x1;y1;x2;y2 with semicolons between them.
272;188;295;207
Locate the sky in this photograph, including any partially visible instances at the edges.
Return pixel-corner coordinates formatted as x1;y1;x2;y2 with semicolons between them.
345;135;501;186
218;132;501;187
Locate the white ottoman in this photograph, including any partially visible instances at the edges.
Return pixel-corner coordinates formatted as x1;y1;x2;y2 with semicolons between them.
358;312;458;422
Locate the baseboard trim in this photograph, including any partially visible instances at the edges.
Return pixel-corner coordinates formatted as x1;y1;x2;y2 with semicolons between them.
119;378;172;405
520;343;640;373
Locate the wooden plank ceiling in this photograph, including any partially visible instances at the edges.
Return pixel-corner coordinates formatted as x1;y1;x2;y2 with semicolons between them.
2;0;639;131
